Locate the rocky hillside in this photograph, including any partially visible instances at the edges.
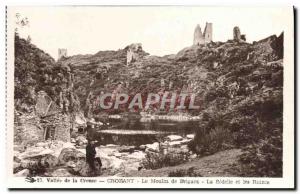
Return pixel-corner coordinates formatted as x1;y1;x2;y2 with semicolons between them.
60;34;283;116
60;33;283;177
14;34;83;145
14;32;283;177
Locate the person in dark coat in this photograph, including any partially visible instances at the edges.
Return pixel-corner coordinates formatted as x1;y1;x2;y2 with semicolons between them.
86;121;97;141
86;139;102;173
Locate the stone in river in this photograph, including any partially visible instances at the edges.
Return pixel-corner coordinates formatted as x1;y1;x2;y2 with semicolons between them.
139;145;146;150
75;135;88;145
114;152;122;158
118;146;136;153
71;138;76;143
145;142;160;152
51;168;73;177
186;134;195;139
36;142;49;147
169;139;191;147
165;135;183;142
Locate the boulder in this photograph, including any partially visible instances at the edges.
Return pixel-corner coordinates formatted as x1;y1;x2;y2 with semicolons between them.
58;148;86;165
14;156;21;163
51;168;73;177
76;136;88;146
13;162;22;173
36;142;49;147
14;169;30;177
186;134;195;139
18;146;46;159
38;148;55;156
165;135;183;142
190;154;197;159
71;138;76;143
127;151;146;160
139;145;146;150
169;139;191;147
20;154;58;170
117;146;136;153
40;154;58;168
14;145;25;152
72;160;102;177
105;144;117;147
21;159;39;169
114;152;122;158
145;142;160;152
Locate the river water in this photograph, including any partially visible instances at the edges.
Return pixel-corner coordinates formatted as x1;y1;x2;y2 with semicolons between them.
95;117;199;146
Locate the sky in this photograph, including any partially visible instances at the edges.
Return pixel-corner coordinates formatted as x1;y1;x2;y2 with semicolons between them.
10;6;289;59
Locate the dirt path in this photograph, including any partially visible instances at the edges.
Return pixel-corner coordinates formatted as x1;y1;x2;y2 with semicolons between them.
125;149;242;177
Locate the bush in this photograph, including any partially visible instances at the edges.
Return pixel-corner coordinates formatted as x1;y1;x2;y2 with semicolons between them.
141;150;187;170
238;134;282;177
189;125;231;156
168;167;202;177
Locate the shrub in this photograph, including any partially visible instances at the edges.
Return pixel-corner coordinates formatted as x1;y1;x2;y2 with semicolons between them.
238;132;282;177
189;125;231;156
141;150;187;170
168;167;202;177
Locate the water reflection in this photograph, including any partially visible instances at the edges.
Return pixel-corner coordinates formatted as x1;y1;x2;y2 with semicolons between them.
95;117;199;146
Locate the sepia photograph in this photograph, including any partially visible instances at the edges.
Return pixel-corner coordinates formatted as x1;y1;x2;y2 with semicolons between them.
5;6;295;189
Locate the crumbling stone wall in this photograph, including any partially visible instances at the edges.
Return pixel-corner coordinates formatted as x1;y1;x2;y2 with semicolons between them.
14;113;43;145
47;113;71;142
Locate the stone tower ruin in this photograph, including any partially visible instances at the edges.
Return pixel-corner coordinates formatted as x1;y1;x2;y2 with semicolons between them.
58;48;67;60
126;43;143;66
233;26;246;42
193;22;213;45
203;22;213;43
193;24;204;45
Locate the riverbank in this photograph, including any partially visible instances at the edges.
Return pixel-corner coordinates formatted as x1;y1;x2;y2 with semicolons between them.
13;133;198;177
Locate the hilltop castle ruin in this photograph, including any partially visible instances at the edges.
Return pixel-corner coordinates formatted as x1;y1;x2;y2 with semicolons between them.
233;26;246;42
193;22;212;45
58;48;68;60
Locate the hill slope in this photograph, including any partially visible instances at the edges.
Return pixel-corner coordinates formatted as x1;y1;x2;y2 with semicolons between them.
60;33;283;177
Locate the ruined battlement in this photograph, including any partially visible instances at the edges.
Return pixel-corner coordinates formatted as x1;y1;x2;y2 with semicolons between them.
193;22;213;45
233;26;246;42
58;48;68;60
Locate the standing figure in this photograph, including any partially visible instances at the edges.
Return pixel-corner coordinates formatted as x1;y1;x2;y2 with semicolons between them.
86;139;102;175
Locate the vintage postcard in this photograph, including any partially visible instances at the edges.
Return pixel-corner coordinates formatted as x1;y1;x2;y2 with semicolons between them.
6;6;295;189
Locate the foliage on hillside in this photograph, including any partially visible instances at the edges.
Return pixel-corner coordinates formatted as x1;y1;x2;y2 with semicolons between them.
187;34;284;177
14;34;80;113
59;33;283;177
